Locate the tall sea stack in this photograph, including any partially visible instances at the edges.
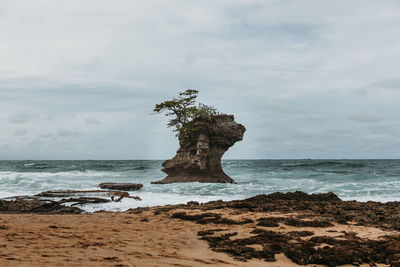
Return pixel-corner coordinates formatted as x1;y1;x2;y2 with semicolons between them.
152;114;245;184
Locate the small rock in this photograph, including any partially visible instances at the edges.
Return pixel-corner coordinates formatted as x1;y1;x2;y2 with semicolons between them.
99;183;143;191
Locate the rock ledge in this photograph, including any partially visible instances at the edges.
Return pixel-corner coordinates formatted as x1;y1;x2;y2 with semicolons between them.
99;183;143;191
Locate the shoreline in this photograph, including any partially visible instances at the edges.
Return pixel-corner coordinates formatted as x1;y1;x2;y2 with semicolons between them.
1;191;400;266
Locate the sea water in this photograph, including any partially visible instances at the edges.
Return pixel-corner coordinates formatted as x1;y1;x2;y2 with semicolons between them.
1;160;400;212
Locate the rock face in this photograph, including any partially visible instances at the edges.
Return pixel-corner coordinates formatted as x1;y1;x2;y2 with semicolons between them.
152;114;245;184
99;183;143;191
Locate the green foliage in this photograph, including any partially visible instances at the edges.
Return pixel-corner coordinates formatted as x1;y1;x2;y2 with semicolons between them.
153;89;218;134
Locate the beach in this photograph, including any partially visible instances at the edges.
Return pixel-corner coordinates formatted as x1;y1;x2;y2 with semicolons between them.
0;212;275;266
3;0;400;265
1;191;400;266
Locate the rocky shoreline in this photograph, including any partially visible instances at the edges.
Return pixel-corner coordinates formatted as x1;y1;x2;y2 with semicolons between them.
1;191;400;266
0;183;143;214
163;191;400;266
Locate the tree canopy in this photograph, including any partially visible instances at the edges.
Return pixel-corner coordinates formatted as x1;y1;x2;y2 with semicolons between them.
153;89;217;133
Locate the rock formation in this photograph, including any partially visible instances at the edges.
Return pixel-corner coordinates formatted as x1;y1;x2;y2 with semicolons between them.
152;114;245;184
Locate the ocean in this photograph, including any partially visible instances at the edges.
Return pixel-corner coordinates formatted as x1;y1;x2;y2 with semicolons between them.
1;159;400;212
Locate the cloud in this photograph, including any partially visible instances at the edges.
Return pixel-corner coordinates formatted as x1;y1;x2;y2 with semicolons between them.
85;117;100;125
57;129;82;137
366;78;400;92
347;113;385;123
1;0;400;159
13;129;28;136
7;112;36;124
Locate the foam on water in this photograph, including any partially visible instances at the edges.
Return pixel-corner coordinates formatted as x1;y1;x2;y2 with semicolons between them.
82;191;238;212
0;170;124;198
1;160;400;211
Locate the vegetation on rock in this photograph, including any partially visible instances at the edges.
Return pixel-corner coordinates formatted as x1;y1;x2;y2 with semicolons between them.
153;89;218;134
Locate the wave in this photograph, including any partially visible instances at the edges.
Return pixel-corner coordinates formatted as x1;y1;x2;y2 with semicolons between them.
132;166;151;170
283;161;366;169
0;170;117;180
84;163;116;170
20;162;51;170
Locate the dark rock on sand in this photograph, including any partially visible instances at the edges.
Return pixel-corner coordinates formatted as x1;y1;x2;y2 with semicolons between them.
0;198;83;214
165;191;400;265
197;229;227;236
152;114;245;184
98;183;143;191
171;211;253;225
257;217;284;227
257;217;333;227
283;217;333;227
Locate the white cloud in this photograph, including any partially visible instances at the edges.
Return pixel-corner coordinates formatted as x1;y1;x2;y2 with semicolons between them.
1;0;400;159
13;129;27;136
7;112;35;124
85;117;100;125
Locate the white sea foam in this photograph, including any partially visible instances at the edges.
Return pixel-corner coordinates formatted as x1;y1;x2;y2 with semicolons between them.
2;159;400;211
0;170;118;180
341;195;400;203
0;170;125;198
81;191;239;212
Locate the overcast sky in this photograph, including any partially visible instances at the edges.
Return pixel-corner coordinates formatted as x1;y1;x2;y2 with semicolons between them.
1;0;400;160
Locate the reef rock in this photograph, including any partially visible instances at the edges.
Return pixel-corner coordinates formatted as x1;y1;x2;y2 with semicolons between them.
152;114;245;184
99;183;143;191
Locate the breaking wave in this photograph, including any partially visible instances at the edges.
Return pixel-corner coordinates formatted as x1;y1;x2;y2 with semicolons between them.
2;159;400;211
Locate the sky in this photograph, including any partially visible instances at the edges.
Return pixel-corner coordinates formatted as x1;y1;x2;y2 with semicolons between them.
1;0;400;160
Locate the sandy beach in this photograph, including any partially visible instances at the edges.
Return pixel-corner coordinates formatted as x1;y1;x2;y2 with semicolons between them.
1;192;400;266
3;0;400;265
0;212;276;266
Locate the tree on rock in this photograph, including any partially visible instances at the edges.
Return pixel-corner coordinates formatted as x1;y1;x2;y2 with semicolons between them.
152;89;246;184
153;89;217;134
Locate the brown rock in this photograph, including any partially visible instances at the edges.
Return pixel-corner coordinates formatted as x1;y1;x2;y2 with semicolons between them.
99;183;143;191
152;114;245;184
0;198;83;214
